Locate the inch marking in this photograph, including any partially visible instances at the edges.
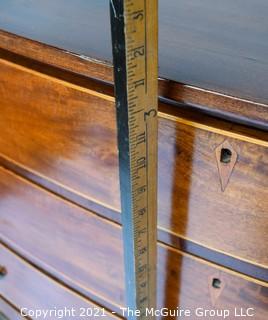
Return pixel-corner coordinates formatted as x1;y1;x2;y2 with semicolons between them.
110;1;158;319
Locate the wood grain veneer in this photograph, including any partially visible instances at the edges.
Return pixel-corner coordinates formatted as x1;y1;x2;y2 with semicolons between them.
0;5;267;318
0;30;267;128
0;1;268;105
0;245;119;320
0;168;267;319
0;57;267;267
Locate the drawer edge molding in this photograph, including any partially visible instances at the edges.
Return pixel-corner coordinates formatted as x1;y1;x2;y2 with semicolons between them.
0;242;122;318
0;162;267;284
0;296;22;320
0;29;267;129
1;234;267;319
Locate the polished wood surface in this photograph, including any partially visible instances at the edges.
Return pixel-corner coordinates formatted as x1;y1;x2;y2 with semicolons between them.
0;244;119;320
0;30;267;129
0;298;21;320
0;5;267;317
0;1;268;105
0;57;267;267
0;57;119;210
0;168;267;319
0;167;123;313
158;80;268;130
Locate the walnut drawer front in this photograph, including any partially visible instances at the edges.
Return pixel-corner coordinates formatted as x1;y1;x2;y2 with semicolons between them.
0;245;118;320
0;167;267;318
0;58;267;267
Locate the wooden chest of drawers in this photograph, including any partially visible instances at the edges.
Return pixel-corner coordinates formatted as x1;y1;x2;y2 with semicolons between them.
0;2;267;319
0;167;267;318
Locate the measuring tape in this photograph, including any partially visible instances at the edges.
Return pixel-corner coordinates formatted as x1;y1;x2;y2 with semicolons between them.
110;0;158;318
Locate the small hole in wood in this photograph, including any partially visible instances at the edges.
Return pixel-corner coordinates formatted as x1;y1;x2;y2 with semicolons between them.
220;148;232;164
0;266;7;278
212;278;221;289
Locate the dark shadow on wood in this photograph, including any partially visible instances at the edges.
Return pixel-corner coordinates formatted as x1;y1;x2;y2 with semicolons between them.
160;87;194;317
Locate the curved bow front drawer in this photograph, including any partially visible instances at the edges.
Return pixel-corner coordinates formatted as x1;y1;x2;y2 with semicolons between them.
0;167;267;318
0;56;267;268
0;244;118;320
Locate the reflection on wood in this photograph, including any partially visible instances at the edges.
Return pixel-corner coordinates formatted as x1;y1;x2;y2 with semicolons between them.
0;168;267;319
0;244;119;319
0;56;267;267
0;1;268;104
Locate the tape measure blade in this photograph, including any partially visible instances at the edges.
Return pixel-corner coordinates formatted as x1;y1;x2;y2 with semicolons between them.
110;1;158;318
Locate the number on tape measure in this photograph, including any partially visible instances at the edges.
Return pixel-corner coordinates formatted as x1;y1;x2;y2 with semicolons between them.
110;0;158;319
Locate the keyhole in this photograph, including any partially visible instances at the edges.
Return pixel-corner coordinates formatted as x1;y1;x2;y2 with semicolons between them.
212;278;221;289
220;148;232;164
